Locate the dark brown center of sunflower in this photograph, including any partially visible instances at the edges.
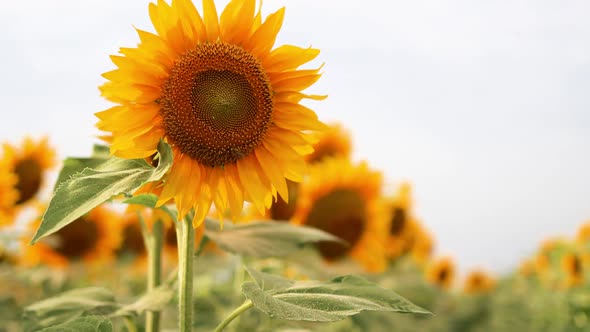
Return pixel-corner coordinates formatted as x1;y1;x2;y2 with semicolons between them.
269;180;299;221
305;189;366;260
389;207;407;236
470;275;483;287
118;223;145;256
53;217;100;259
438;267;450;283
572;256;582;276
159;42;273;167
14;159;42;204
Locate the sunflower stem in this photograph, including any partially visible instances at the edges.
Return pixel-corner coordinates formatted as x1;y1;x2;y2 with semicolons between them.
177;215;195;332
146;220;164;332
213;300;253;332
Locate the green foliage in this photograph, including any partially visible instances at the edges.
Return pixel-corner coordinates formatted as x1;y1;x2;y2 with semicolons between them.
204;219;345;258
123;194;178;222
242;267;430;322
113;283;175;317
32;141;173;243
23;287;118;332
37;315;113;332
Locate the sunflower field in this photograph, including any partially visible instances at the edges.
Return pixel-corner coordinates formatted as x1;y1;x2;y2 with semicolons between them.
1;0;589;331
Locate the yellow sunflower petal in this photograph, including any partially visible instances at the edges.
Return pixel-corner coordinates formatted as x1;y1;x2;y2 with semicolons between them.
202;0;220;41
264;45;320;72
246;7;285;56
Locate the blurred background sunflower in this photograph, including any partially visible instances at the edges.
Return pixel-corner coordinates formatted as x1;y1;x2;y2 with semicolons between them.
292;157;387;272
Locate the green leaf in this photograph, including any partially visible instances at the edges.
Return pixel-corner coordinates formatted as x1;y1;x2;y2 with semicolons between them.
242;268;430;322
123;193;159;207
37;316;112;332
53;157;106;191
23;287;118;332
112;284;175;317
91;144;111;159
32;141;173;243
245;266;294;291
52;145;111;191
204;219;345;258
123;193;178;222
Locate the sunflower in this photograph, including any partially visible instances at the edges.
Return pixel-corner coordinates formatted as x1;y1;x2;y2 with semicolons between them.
518;259;535;278
426;257;455;290
97;0;325;226
385;182;417;259
561;252;584;288
21;205;123;268
463;270;495;294
576;221;590;245
292;158;387;272
0;166;18;226
0;137;56;221
410;222;434;265
262;124;351;222
117;214;148;259
305;123;351;164
534;252;551;274
247;178;299;222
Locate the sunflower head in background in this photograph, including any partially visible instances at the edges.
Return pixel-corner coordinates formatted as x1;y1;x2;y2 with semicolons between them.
292;158;387;273
518;259;535;278
561;252;584;289
576;221;590;246
261;123;352;222
0;137;57;224
97;0;326;227
117;206;176;273
410;222;435;266
21;205;123;268
426;257;455;290
117;214;148;260
463;269;495;294
305;123;352;165
385;182;418;260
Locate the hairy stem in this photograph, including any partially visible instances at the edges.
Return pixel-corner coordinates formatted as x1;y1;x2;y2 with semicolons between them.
177;216;195;332
146;220;164;332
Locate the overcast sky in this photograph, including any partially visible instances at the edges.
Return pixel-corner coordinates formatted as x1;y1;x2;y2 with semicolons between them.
1;0;589;273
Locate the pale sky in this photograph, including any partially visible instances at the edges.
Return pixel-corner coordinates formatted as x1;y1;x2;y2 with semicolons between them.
1;0;589;273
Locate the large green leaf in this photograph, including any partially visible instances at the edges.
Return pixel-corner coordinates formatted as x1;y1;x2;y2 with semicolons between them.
38;316;112;332
204;219;345;258
23;287;119;332
242;267;430;322
52;145;111;191
32;141;173;243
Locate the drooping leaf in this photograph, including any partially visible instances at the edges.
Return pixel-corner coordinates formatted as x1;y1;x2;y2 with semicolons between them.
37;315;112;332
32;141;173;243
242;267;430;322
204;219;345;258
112;283;175;317
23;287;119;332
